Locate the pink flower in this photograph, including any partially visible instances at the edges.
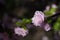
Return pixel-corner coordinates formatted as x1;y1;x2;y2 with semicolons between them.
14;27;28;37
46;5;50;11
52;4;57;8
32;11;51;31
44;5;50;12
44;23;51;31
32;11;44;26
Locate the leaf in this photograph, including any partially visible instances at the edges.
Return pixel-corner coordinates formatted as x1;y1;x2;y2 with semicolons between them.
47;19;52;23
16;21;21;26
22;25;27;30
22;18;32;24
44;7;57;16
53;16;60;31
53;22;60;31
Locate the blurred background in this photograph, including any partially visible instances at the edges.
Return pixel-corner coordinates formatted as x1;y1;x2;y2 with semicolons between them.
0;0;60;40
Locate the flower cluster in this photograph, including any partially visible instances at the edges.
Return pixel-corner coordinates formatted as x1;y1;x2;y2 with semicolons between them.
32;11;51;31
14;10;52;37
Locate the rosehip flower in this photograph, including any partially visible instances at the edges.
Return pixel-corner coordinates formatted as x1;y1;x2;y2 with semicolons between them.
44;23;51;31
14;27;28;37
32;11;44;26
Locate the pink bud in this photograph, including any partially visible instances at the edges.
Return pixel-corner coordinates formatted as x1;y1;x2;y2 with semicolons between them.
32;11;44;26
44;23;51;31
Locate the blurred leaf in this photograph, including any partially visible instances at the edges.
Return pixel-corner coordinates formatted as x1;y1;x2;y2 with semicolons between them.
22;18;32;24
47;19;52;23
50;8;56;12
53;22;60;31
16;18;31;30
22;25;27;30
44;7;57;16
16;21;22;26
53;17;60;31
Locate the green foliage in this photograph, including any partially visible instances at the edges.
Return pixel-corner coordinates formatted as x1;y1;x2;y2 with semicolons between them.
47;19;52;23
16;18;32;30
44;6;57;16
44;5;60;31
53;22;60;31
22;25;27;30
22;18;32;24
16;21;22;26
53;17;60;31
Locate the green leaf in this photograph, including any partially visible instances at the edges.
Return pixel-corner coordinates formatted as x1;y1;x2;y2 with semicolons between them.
44;7;57;16
49;8;56;13
47;19;52;23
22;18;32;24
53;17;60;31
22;25;27;30
53;22;60;31
16;21;21;26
